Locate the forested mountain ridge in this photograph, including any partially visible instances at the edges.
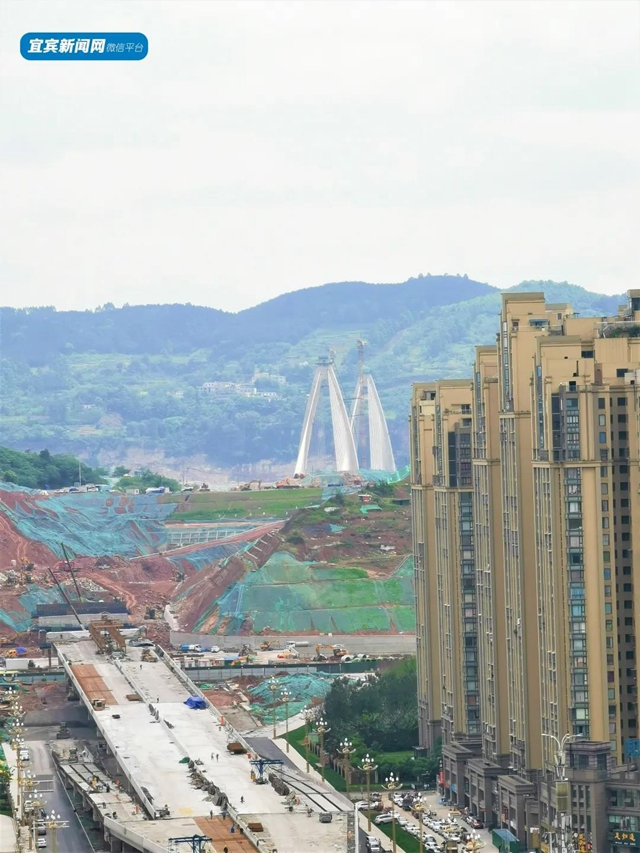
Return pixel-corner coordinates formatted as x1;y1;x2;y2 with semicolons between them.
0;276;622;473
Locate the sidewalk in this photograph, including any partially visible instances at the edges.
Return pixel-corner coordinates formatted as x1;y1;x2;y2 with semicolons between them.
0;815;17;853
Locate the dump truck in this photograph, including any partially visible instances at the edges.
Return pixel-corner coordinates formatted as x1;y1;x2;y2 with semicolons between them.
179;644;202;653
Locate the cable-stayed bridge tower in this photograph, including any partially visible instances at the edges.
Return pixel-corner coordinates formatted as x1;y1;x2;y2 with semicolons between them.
294;356;358;476
294;346;396;476
350;340;396;472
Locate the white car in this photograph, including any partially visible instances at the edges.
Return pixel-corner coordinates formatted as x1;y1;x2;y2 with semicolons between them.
19;750;30;762
375;814;394;825
36;840;46;849
354;801;369;811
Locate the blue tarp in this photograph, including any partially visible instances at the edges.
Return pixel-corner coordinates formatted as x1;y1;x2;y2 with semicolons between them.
184;696;206;710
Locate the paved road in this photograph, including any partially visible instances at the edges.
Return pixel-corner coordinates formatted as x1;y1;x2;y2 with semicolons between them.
23;727;96;853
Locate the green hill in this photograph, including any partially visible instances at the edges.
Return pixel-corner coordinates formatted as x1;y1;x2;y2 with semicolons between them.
0;276;621;470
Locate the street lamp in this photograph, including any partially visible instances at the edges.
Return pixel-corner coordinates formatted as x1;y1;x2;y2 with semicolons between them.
268;677;279;739
542;733;583;853
465;831;485;852
23;791;43;850
383;772;402;853
280;689;291;752
359;753;378;831
316;718;331;783
338;740;356;797
413;794;427;853
303;708;315;773
20;772;40;825
45;811;69;853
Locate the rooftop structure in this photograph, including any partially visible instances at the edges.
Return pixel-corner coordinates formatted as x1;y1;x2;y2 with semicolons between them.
55;638;351;853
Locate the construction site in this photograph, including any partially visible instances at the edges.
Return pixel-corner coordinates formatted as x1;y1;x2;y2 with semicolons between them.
0;470;413;654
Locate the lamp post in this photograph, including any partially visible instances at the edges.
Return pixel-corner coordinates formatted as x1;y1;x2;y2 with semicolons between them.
359;753;378;831
338;740;356;798
316;718;331;783
280;689;291;752
303;709;314;773
25;793;45;851
10;730;26;817
268;677;279;739
20;772;40;826
45;811;69;853
542;733;583;853
383;772;402;853
465;831;485;852
413;794;427;853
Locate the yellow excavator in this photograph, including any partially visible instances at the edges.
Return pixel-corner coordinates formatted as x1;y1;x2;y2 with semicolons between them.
315;644;348;661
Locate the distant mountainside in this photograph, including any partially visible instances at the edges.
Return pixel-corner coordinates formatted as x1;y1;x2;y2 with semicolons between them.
0;276;622;474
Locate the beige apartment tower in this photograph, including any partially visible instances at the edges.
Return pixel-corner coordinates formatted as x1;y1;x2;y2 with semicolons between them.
410;290;640;853
411;382;442;749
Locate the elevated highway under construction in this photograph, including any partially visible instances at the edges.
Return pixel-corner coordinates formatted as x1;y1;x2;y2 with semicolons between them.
54;630;354;853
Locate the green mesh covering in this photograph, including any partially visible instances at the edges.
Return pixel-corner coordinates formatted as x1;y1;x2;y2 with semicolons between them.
195;551;415;635
247;672;337;721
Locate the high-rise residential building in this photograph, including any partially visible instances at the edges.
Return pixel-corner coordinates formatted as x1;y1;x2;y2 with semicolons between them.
410;382;442;750
410;380;481;789
410;290;640;853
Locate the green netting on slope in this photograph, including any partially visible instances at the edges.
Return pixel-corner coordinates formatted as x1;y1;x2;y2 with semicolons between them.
0;485;176;558
195;551;416;635
2;585;67;632
247;672;336;722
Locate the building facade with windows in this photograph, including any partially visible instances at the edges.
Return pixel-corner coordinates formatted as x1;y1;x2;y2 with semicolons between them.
410;290;640;853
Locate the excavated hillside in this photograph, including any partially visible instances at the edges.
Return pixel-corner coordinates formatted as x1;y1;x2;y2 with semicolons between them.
172;490;415;636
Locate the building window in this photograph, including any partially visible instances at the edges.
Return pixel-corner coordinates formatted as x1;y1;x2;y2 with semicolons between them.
599;398;606;409
599;432;607;443
602;500;609;511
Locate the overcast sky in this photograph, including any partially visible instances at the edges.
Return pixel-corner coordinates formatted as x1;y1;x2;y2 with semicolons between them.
1;0;639;312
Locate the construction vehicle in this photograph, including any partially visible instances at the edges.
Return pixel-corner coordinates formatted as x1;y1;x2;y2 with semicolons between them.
0;634;18;647
275;478;301;489
276;648;299;660
20;559;34;583
260;641;272;651
56;723;71;739
239;479;262;491
314;643;348;661
249;757;283;783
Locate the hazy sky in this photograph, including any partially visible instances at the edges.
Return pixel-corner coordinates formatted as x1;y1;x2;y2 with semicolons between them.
1;0;639;312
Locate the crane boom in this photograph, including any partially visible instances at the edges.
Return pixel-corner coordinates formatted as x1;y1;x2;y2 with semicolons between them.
60;542;83;602
47;567;84;629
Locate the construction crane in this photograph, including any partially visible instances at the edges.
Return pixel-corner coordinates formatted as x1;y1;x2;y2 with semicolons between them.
168;836;212;853
60;543;83;602
47;567;84;629
249;757;284;784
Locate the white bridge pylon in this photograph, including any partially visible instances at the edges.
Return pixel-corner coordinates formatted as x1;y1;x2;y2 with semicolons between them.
294;357;359;475
350;372;396;473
